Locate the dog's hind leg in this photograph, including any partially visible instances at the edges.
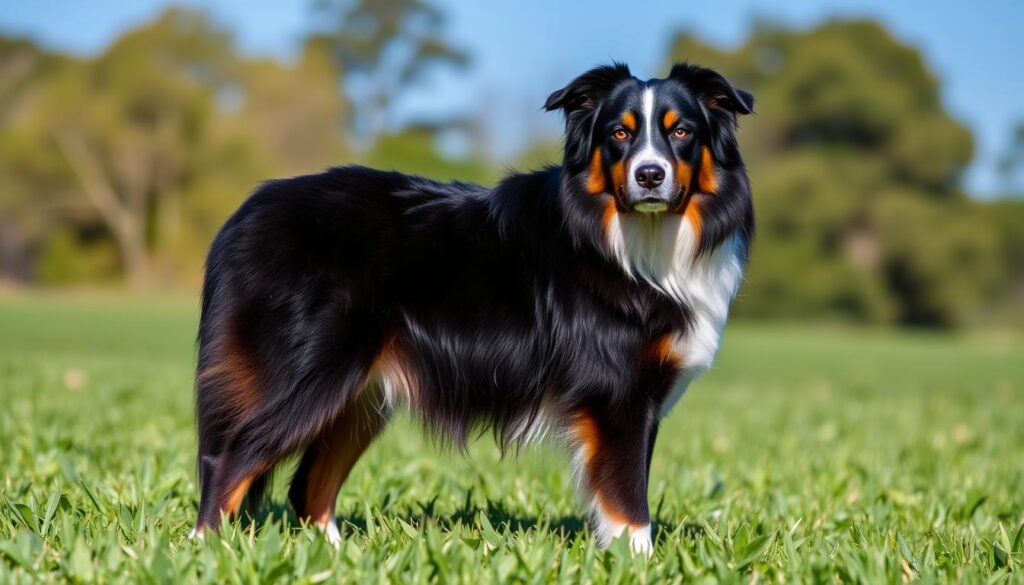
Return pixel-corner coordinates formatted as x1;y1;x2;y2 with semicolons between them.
194;453;261;534
194;384;374;535
193;321;267;537
288;392;389;545
194;343;381;536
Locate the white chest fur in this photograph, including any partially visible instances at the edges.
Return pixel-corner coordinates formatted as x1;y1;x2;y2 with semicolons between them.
605;211;745;417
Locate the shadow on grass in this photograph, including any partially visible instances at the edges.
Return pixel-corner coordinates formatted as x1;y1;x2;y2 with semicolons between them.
241;498;588;539
240;497;689;545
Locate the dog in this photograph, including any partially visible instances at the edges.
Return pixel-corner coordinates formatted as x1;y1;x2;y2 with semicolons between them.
192;62;754;555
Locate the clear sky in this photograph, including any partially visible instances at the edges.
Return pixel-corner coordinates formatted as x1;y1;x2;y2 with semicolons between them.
2;0;1021;196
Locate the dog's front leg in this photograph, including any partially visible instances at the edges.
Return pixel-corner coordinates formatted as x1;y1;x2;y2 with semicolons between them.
569;404;658;556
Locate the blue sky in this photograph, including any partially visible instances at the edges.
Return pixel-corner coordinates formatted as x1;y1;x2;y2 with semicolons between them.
2;0;1021;196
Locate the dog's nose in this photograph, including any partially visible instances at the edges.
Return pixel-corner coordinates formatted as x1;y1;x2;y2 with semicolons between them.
634;165;665;189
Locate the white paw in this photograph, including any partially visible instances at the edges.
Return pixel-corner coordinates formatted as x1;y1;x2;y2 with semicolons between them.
318;518;342;547
594;517;653;557
629;524;653;558
188;526;205;541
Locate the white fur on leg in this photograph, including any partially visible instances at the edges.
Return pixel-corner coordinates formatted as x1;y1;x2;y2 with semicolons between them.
188;526;204;541
591;504;628;549
317;517;342;547
569;429;654;557
591;505;653;558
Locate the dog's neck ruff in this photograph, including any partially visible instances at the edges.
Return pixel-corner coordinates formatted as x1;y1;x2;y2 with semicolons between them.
605;206;744;310
604;204;745;415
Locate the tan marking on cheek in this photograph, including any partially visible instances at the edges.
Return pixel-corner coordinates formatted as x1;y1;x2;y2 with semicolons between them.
698;146;717;194
610;160;627;196
685;198;703;243
602;198;618;233
587;149;606;194
662;110;679;130
621;112;636;132
674;161;693;204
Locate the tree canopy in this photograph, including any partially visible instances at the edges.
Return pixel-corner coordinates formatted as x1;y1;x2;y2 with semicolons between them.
0;9;1020;328
667;21;1008;326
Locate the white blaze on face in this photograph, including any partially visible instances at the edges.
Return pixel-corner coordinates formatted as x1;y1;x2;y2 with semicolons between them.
627;87;673;204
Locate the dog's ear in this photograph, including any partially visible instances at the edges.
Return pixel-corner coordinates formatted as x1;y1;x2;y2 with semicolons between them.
669;63;753;163
545;63;632;170
544;62;632;114
669;63;754;116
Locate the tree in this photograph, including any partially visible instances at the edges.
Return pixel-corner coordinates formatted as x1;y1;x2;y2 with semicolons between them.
310;0;468;145
0;8;350;288
230;38;348;177
172;37;350;282
10;8;238;287
666;20;999;326
0;38;78;281
365;124;493;184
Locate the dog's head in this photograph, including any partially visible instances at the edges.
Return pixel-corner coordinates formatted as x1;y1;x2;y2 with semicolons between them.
545;63;753;214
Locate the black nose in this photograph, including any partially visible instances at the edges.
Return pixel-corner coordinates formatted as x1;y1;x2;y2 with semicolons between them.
634;165;665;189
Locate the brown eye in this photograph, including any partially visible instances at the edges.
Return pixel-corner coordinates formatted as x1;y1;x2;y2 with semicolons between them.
612;129;630;141
672;128;689;139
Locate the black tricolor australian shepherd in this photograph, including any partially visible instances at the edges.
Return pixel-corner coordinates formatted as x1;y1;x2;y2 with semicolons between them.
193;62;754;554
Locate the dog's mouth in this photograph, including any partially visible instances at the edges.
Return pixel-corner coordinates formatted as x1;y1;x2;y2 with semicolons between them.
633;201;669;213
628;187;688;214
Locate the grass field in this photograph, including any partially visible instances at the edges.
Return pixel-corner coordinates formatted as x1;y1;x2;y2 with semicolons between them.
0;296;1022;583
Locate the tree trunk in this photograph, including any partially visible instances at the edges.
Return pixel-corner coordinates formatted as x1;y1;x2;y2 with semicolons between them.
56;133;153;289
118;220;150;289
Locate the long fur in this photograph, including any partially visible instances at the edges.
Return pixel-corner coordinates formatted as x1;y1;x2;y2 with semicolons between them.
193;62;755;554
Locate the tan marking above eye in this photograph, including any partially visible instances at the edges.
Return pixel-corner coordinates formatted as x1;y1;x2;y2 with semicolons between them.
662;110;679;130
621;112;637;131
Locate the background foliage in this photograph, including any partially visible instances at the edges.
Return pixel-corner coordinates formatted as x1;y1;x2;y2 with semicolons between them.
666;21;1015;327
0;5;1021;328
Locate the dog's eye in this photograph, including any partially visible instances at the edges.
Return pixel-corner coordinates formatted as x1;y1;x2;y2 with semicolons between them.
612;129;630;141
672;128;689;139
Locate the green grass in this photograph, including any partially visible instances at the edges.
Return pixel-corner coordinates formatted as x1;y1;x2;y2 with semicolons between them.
1;296;1022;583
